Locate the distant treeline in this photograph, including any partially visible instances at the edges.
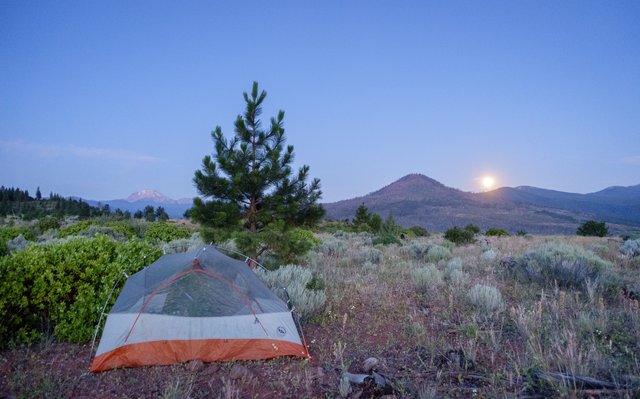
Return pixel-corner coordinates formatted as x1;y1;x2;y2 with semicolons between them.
0;186;170;221
0;186;108;220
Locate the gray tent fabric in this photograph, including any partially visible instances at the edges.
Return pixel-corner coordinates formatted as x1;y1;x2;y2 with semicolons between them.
109;246;287;316
91;245;308;372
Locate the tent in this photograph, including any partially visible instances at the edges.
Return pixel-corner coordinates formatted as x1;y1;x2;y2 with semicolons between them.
90;245;309;372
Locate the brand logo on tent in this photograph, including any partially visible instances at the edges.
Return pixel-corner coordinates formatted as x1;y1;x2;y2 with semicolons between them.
277;326;287;336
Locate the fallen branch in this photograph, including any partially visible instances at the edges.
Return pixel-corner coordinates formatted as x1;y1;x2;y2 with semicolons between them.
531;370;639;390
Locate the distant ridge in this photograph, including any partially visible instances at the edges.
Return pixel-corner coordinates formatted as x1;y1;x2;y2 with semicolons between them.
323;174;640;234
85;190;193;218
126;189;175;204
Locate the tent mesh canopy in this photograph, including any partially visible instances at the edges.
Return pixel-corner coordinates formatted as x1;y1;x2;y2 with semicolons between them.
90;246;308;372
110;247;288;318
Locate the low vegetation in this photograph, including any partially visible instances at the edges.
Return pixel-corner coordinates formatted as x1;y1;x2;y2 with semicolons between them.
444;225;476;245
577;220;609;237
0;235;162;347
256;264;327;320
2;217;639;397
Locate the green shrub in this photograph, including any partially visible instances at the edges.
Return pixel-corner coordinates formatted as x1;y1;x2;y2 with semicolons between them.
514;241;616;293
577;220;609;237
372;232;402;246
409;226;429;237
446;257;462;272
35;216;61;234
468;284;504;315
257;223;321;266
256;265;326;320
372;213;403;245
0;235;161;347
161;234;205;254
357;247;382;264
465;224;481;234
407;240;430;260
445;258;466;286
441;239;455;251
199;226;234;244
104;221;137;239
57;220;96;238
485;228;510;237
620;239;640;258
58;220;138;240
444;226;475;245
79;225;128;242
481;248;498;260
320;236;346;257
0;226;35;256
412;265;444;294
426;244;452;263
144;222;191;243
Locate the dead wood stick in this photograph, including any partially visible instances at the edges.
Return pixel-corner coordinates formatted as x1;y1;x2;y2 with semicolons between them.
532;370;633;390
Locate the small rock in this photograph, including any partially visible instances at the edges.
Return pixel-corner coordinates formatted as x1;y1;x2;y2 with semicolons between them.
229;364;253;380
363;357;379;373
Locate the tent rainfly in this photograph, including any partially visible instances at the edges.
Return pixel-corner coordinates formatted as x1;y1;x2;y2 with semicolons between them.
90;246;309;372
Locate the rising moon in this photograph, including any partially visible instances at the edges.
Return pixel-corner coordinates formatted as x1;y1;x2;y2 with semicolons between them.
481;176;496;190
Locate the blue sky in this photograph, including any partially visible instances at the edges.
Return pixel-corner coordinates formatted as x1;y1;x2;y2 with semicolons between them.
1;1;639;202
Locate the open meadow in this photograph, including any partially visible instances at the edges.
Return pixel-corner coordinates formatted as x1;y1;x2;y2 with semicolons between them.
1;227;639;398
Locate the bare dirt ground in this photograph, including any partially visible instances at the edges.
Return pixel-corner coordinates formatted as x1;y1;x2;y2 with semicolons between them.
2;235;638;398
0;295;504;398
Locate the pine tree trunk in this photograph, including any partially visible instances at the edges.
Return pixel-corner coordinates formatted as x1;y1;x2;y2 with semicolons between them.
247;195;258;268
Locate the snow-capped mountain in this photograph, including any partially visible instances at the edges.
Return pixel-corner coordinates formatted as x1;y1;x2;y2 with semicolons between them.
86;189;194;218
126;189;176;204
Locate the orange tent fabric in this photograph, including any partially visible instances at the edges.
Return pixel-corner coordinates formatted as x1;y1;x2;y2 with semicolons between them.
90;246;309;372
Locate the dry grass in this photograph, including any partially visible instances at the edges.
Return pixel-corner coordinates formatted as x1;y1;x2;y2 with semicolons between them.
1;233;639;398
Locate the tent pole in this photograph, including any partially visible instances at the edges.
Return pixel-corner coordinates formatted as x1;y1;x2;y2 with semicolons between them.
88;254;149;362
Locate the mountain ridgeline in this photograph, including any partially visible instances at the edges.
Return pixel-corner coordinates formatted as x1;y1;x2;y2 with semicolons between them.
322;174;640;234
83;190;193;219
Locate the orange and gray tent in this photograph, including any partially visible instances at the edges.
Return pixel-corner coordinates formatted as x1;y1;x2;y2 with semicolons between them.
90;246;309;372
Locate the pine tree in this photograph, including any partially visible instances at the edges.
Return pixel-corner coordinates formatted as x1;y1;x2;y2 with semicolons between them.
192;82;324;262
143;205;156;222
353;203;370;227
155;206;169;221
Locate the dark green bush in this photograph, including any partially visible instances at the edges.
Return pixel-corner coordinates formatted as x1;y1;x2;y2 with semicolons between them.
261;223;321;266
577;220;609;237
57;220;96;238
35;216;61;234
409;226;429;237
371;213;403;246
235;221;320;268
485;228;510;237
0;235;161;347
465;224;481;234
57;220;138;240
143;222;191;242
104;221;137;239
372;232;402;246
444;226;475;245
199;226;234;244
351;203;383;233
